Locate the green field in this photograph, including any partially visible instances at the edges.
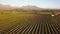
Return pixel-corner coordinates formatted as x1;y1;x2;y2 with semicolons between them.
0;12;60;34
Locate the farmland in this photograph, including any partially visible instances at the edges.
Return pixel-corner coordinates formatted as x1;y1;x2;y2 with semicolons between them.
0;12;60;34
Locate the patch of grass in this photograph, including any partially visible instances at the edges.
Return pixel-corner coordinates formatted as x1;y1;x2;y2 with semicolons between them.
0;12;36;31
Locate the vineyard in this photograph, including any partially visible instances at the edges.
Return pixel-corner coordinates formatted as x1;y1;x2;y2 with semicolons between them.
0;13;60;34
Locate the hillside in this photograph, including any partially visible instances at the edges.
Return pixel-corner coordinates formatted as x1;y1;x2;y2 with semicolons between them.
0;4;60;12
0;4;16;10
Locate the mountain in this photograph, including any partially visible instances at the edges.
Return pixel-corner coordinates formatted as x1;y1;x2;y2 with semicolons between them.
0;4;59;12
17;6;42;11
0;4;42;11
0;4;16;10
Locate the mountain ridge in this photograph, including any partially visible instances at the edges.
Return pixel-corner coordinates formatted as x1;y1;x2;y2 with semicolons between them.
0;4;60;11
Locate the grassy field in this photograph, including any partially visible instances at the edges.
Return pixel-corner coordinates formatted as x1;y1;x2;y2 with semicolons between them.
0;13;36;31
0;12;60;34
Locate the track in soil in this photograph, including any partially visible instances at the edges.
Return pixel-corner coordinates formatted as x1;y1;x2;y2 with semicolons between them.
0;14;60;34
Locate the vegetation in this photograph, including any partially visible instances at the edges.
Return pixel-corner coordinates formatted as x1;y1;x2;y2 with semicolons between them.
0;10;60;34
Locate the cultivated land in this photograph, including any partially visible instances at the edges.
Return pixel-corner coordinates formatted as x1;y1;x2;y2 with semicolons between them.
0;12;60;34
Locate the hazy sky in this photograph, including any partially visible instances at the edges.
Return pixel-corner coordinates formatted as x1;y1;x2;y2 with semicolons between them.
0;0;60;9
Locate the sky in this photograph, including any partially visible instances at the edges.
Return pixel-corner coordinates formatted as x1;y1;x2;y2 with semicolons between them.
0;0;60;9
